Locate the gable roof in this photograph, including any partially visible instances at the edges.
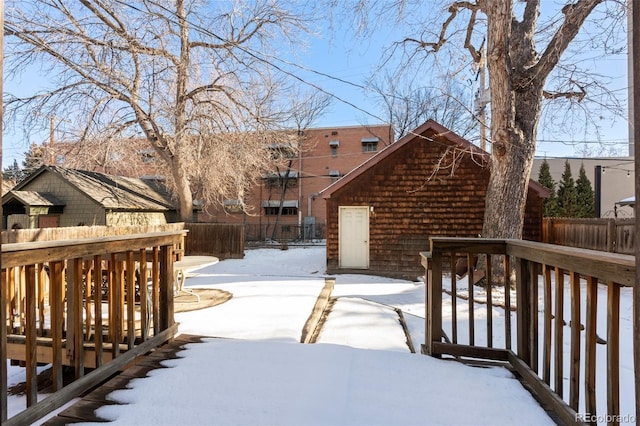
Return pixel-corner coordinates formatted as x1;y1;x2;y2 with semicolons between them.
11;166;176;211
4;190;65;207
321;119;550;199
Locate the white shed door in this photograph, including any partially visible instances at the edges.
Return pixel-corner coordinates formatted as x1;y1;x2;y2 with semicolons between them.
339;206;369;269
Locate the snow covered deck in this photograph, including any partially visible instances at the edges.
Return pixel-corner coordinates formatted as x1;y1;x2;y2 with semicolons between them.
10;246;560;425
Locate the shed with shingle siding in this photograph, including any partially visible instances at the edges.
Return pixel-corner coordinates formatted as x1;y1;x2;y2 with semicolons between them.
321;120;549;280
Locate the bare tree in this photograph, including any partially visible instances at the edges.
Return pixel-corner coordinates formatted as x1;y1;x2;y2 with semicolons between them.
338;0;626;240
4;0;316;221
371;70;475;139
268;90;332;241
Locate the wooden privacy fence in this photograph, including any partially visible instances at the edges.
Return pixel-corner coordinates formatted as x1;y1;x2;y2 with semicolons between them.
1;230;185;425
183;223;244;259
422;238;636;425
543;218;635;255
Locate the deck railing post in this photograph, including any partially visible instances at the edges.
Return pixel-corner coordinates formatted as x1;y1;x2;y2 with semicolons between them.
25;264;37;407
1;266;6;422
516;258;531;366
159;244;174;331
427;250;443;357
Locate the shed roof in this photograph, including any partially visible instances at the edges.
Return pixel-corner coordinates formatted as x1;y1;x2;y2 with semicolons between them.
321;120;550;199
5;190;65;207
616;196;635;207
10;166;176;211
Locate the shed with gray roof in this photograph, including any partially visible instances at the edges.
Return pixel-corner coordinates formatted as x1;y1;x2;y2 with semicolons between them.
2;166;183;229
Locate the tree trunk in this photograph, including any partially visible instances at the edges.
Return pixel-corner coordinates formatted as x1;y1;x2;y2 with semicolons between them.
482;1;542;240
170;157;194;223
271;161;294;242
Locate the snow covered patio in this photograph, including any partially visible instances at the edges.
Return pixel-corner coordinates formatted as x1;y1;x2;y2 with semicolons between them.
15;245;556;425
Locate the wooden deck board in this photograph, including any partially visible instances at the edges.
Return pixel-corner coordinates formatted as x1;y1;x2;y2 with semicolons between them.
40;335;205;425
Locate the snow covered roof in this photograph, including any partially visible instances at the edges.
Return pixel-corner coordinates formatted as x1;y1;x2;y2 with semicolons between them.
616;196;635;207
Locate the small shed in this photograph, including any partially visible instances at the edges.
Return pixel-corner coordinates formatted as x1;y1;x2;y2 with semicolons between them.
321;120;549;280
2;166;180;229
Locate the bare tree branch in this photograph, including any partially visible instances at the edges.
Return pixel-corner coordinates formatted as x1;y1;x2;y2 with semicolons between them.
5;0;321;221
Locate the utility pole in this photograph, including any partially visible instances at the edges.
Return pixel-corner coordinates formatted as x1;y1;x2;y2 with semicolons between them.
49;116;55;165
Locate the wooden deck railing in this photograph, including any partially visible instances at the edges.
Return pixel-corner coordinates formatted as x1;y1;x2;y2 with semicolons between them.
1;230;186;425
422;237;636;426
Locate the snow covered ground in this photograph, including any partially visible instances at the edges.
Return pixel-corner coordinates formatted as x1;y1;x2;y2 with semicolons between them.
6;245;597;424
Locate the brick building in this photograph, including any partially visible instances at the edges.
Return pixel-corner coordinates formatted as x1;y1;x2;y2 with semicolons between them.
321;120;549;280
203;124;394;241
38;124;394;240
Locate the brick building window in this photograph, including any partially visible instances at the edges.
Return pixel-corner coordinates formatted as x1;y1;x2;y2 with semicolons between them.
329;140;339;157
329;170;341;182
263;171;298;189
223;199;243;213
139;149;157;163
263;200;298;215
268;143;297;159
361;137;379;152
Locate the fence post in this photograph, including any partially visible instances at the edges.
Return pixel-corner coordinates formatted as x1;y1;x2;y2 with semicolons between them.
607;219;616;253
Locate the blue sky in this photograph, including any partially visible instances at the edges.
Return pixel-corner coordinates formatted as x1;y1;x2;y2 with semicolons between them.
2;2;632;168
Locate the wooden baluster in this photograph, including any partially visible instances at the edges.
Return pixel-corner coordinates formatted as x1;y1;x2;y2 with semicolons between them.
25;264;38;407
516;258;531;365
1;269;7;423
542;264;552;385
126;250;135;349
569;271;581;411
71;258;85;379
107;257;115;346
427;250;443;356
19;266;26;334
93;255;103;368
152;246;160;334
49;261;65;391
486;254;493;348
554;267;565;397
503;255;512;350
607;281;620;422
585;275;598;419
119;259;125;342
451;253;457;345
10;267;18;334
467;253;475;346
423;253;431;355
84;259;92;341
38;263;46;337
139;249;148;341
159;244;174;331
530;262;539;373
110;254;122;358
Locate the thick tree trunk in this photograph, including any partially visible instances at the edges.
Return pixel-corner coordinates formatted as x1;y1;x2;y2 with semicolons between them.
483;1;525;239
482;1;542;240
481;0;603;240
172;161;194;223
